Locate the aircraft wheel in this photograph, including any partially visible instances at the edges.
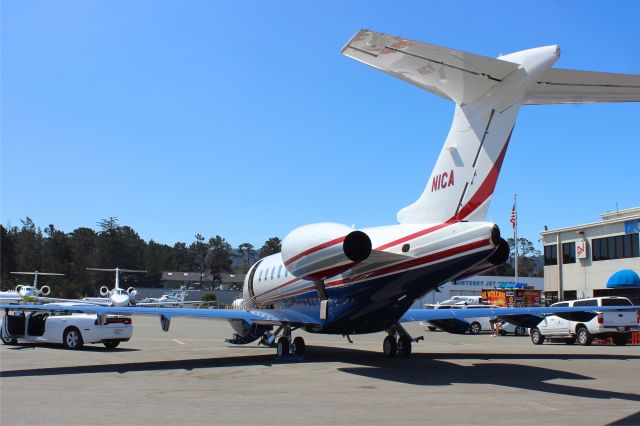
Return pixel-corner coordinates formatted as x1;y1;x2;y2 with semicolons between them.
292;336;306;356
576;327;592;346
397;335;412;357
103;340;120;349
468;322;481;335
530;328;545;345
63;327;84;350
276;337;290;357
383;336;397;358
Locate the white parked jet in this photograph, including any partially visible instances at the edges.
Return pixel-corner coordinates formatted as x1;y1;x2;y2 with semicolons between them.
82;268;145;307
0;271;64;301
2;30;639;358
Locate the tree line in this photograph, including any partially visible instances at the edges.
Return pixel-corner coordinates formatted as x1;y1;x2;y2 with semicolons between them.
0;217;282;298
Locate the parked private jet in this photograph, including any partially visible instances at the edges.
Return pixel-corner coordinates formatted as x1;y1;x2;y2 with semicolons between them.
0;272;64;301
2;30;639;358
82;268;145;307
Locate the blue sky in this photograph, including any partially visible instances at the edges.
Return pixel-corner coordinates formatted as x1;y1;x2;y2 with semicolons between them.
2;1;639;249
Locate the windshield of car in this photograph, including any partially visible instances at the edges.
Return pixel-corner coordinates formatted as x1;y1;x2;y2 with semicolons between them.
600;298;632;306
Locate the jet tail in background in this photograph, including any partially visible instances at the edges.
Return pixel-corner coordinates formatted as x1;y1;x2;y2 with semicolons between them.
342;29;640;224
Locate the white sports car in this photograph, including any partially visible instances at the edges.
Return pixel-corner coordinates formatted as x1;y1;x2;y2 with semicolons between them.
1;307;132;349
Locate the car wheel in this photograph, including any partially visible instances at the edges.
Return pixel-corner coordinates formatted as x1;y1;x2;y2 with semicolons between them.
576;327;592;346
531;328;545;345
468;322;481;335
515;327;526;336
1;334;18;345
103;340;120;349
63;327;84;350
564;337;576;345
613;335;628;346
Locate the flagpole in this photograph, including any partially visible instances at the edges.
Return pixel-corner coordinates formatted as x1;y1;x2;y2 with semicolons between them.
514;193;518;286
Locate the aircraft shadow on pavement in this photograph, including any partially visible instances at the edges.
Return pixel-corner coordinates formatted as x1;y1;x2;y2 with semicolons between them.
3;342;140;352
2;345;639;403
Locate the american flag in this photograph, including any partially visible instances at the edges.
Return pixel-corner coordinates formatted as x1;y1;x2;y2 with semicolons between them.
510;201;517;231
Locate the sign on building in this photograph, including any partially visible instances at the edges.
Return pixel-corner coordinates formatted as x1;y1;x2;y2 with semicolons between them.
576;240;587;259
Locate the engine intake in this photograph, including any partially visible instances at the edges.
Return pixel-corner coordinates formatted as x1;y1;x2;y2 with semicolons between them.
282;223;372;280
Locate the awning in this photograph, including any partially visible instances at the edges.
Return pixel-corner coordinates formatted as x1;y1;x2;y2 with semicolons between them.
606;269;640;288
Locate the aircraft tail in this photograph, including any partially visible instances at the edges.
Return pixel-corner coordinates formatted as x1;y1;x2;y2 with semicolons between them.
342;29;640;223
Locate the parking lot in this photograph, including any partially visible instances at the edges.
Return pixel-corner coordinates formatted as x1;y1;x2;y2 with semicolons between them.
1;316;639;425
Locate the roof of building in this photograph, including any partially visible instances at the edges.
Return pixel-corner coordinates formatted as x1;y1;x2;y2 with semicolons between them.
541;207;640;236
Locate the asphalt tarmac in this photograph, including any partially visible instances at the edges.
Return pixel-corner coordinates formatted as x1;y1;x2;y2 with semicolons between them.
1;316;639;425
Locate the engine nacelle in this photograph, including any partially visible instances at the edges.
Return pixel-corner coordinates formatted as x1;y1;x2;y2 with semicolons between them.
126;287;137;298
454;237;509;280
39;285;51;296
99;286;110;296
231;298;244;310
15;285;23;293
281;223;372;281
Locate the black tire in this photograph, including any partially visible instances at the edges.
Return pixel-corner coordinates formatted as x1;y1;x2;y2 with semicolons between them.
397;336;412;357
103;340;120;349
292;336;306;355
531;328;545;345
383;336;398;358
468;322;481;335
427;326;437;332
276;337;290;356
1;334;18;345
613;335;628;346
576;327;592;346
564;337;576;345
515;327;526;336
63;327;84;350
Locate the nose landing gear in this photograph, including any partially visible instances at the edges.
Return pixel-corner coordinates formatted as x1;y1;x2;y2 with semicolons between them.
383;324;423;358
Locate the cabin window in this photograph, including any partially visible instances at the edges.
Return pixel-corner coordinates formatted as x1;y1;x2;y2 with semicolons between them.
258;269;263;281
277;265;282;278
271;266;275;279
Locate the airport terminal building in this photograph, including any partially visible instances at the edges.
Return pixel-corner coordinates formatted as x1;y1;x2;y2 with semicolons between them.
541;207;640;304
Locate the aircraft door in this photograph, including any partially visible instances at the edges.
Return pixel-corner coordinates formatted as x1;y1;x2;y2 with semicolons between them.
247;259;263;304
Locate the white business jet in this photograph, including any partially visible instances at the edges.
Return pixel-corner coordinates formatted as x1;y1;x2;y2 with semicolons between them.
83;268;146;307
2;30;639;358
0;271;64;301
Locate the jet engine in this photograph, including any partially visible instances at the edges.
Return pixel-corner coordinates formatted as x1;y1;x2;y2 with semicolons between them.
15;285;23;293
99;286;110;296
281;223;372;280
226;319;274;345
39;285;51;296
454;236;509;280
126;287;137;300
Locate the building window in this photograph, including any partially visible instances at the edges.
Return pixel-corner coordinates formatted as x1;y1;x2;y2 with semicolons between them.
562;242;576;264
544;245;557;266
592;233;639;262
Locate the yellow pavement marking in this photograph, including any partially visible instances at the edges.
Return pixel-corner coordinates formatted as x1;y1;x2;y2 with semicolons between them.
172;339;186;345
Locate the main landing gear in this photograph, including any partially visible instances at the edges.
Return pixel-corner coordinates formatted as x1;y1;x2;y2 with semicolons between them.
275;324;306;358
383;324;423;358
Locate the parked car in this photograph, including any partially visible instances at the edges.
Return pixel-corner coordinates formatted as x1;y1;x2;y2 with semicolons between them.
1;306;132;349
422;303;495;335
530;296;639;346
499;321;528;336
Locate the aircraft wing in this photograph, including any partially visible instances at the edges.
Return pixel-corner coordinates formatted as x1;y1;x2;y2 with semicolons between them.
400;305;640;328
523;68;640;104
0;303;321;327
341;29;519;105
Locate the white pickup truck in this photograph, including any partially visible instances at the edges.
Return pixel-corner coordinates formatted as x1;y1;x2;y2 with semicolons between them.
530;296;639;346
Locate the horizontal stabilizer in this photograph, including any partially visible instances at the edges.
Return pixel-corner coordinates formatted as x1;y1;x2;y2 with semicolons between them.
341;29;519;105
524;68;640;104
